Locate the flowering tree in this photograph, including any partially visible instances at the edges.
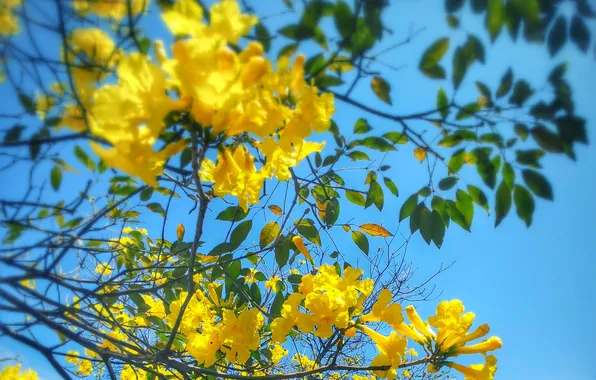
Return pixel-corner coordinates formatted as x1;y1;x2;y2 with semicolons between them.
0;0;592;379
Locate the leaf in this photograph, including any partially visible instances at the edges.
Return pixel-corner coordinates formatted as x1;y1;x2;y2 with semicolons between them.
548;16;568;56
255;23;271;51
475;81;492;100
347;151;370;161
556;115;588;145
516;149;545;168
414;147;427;163
446;200;470;231
515;124;529;141
346;190;366;206
353;137;396;152
421;65;447;79
496;68;513;98
531;125;564;153
399;194;418;222
334;0;355;39
431;210;446;248
351;231;369;255
140;187;154;201
439;134;464;147
494;181;512;227
217;206;248;222
418;207;434;245
50;166;62;191
445;0;465;12
452;47;467;88
270;292;285;317
146;203;166;217
269;205;283;216
354;119;372;134
231;220;253;246
502;163;515;188
295;219;321;245
486;0;504;41
359;223;392;237
448;149;466;174
260;222;280;249
509;80;533;106
4;125;24;143
315;75;344;88
324;198;340;226
514;185;535;227
383;177;399;197
570;15;590;52
410;203;423;233
437;87;449;119
467;185;489;212
522;169;553;200
456;189;474;227
382;132;408;144
74;146;96;171
371;77;392;105
365;180;384;211
419;38;450;70
447;14;460;29
477;159;497;189
275;237;290;268
456;102;482;120
439;176;458;191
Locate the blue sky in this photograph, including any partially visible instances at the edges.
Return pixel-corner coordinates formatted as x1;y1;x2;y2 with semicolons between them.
1;1;595;379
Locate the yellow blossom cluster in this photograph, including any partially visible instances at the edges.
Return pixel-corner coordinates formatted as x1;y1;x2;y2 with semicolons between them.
56;0;333;210
0;364;38;380
0;0;21;36
271;264;373;341
72;0;149;20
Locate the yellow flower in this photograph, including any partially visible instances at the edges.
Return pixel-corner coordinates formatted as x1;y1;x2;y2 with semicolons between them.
208;0;257;44
161;0;204;37
222;308;263;363
405;305;436;340
35;93;54;120
95;262;113;276
269;344;288;365
265;276;280;292
369;353;396;379
20;278;36;290
428;299;475;350
121;364;147;380
69;28;116;68
73;0;149;19
244;268;258;284
455;336;502;356
448;355;498;380
0;0;21;36
292;353;318;371
258;137;325;181
360;289;403;326
359;325;406;370
0;364;38;380
292;235;314;264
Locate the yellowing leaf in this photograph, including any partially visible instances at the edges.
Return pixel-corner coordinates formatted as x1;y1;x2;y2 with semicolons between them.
268;205;283;215
176;223;185;241
371;76;392;105
359;223;393;237
342;225;351;232
329;56;354;72
414;147;427;163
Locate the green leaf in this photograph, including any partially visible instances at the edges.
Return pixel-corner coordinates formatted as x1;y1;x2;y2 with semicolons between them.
456;189;474;227
496;68;513;98
509;80;533;106
138;37;151;54
399;194;418;222
346;190;366;206
382;132;408;144
418;207;434;245
548;16;568;56
456;102;482;120
209;243;238;256
255;22;271;51
365;180;384;211
74;146;96;171
445;0;465;12
418;186;432;197
437;87;449;119
370;77;392;105
439;134;464;148
556;115;588;145
494;181;512;227
531;125;564;153
383;177;399;197
146;203;166;217
277;43;299;59
295;219;321;245
522;169;553;200
475;81;492;100
419;38;450;70
452;47;467;88
514;185;535;227
352;137;396;152
4;125;24;143
467;185;489;212
354;119;372;134
515;124;529;141
18;92;36;114
140;187;154;202
324;198;340;226
314;75;344;88
260;221;280;249
516;149;545;168
347;151;370;161
351;231;369;255
570;15;590;52
477;158;497;189
217;206;248;222
227;260;241;279
279;24;314;40
275;237;290;268
410;203;423;234
439;176;459;191
230;220;253;246
447;14;460;29
270;292;285;317
471;0;487;13
447;200;470;231
486;0;504;41
334;1;355;39
50;166;62;191
431;210;446;248
465;34;486;64
422;65;447;79
502;163;515;188
448;149;466;174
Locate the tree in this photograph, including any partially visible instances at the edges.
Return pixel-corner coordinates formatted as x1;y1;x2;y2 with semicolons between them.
0;0;591;379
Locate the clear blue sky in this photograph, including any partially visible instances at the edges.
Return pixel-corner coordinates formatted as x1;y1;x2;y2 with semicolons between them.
1;1;595;379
